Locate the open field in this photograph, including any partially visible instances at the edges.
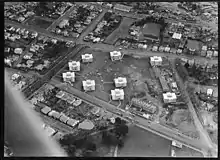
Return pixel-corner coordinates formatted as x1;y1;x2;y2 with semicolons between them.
54;47;158;110
117;126;171;157
172;145;203;157
104;17;136;45
26;17;53;29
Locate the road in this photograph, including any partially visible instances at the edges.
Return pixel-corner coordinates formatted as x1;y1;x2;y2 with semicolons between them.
49;78;211;156
77;42;218;65
77;9;107;43
6;18;218;65
79;2;203;26
5;20;75;42
171;61;218;157
46;5;78;31
5;6;217;157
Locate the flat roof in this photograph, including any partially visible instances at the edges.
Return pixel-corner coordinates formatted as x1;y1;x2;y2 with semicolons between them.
142;23;161;39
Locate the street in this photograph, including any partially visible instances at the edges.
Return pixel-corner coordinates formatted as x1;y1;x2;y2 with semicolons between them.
171;61;217;156
49;78;211;156
5;3;218;157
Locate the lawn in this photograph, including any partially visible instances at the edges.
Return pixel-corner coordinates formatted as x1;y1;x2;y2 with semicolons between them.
26;17;53;29
54;48;158;110
117;126;171;157
104;17;136;45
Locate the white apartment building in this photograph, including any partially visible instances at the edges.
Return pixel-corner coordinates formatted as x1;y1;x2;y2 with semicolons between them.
82;54;93;63
114;77;127;88
111;89;124;101
207;88;213;96
110;51;122;61
62;72;75;83
163;92;177;103
150;56;162;66
68;61;80;71
82;80;95;91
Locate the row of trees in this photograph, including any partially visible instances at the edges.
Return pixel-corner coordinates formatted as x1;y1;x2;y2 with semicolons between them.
59;117;129;157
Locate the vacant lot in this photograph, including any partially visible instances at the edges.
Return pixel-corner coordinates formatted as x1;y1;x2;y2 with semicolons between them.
118;126;171;157
26;17;53;29
172;145;203;157
160;109;199;139
54;48;157;109
104;17;136;45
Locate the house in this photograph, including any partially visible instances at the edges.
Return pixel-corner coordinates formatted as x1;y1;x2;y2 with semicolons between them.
82;54;93;63
172;33;182;40
201;50;207;57
23;52;33;60
170;48;177;54
48;110;61;119
62;72;75;83
159;76;170;92
206;50;213;58
59;19;69;28
111;89;124;100
14;48;23;55
164;46;170;52
59;115;69;123
131;98;157;114
114;4;132;12
177;49;183;54
213;51;218;57
171;140;183;148
110;51;122;61
114;77;127;88
159;46;165;52
56;90;65;99
202;45;207;51
213;89;218;98
150;56;162;66
207;88;213;96
68;61;80;71
188;59;195;66
41;106;52;115
71;32;79;38
163;92;177;103
66;96;76;104
67;118;79;127
93;37;100;43
82;80;96;91
152;46;158;52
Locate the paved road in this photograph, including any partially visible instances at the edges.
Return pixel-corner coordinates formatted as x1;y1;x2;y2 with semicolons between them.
46;5;78;31
6;18;217;65
5;20;75;42
80;2;202;26
76;42;218;65
171;61;217;157
77;9;107;43
49;78;210;156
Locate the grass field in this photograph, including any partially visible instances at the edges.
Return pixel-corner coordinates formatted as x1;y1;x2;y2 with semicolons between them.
54;48;156;110
104;17;136;45
26;17;53;29
117;126;171;157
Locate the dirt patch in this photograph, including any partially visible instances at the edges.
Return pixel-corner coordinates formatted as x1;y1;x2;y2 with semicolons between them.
165;109;199;139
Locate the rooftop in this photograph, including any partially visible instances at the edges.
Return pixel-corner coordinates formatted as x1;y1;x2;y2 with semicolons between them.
142;23;161;40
